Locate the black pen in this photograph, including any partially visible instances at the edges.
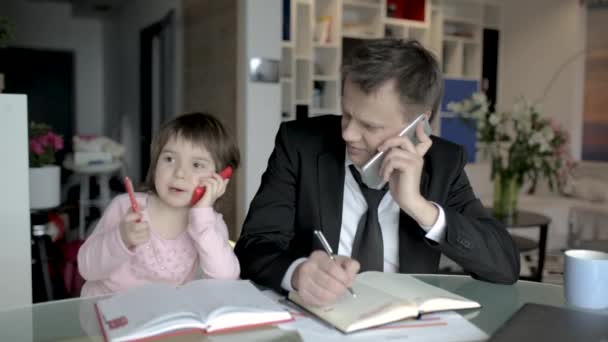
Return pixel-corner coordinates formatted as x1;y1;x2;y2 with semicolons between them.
313;230;357;298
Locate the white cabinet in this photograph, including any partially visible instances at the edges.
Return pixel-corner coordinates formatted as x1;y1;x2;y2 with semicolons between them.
0;94;32;309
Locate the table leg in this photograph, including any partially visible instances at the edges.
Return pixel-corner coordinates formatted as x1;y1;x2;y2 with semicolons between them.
79;176;89;240
36;237;54;301
99;174;111;209
536;224;548;282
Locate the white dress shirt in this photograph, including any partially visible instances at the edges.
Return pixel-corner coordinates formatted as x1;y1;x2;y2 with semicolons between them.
281;153;447;291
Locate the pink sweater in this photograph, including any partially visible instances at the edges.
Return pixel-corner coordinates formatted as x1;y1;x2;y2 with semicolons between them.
77;193;240;297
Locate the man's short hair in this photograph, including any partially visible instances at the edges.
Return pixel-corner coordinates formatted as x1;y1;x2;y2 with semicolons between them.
342;38;443;120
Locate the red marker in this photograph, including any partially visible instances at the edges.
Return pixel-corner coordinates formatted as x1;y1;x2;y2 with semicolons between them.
124;176;141;222
190;166;233;205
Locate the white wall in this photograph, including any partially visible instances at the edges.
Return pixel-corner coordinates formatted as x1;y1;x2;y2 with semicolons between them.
0;95;32;309
104;0;183;183
498;0;587;159
0;0;105;136
236;0;282;230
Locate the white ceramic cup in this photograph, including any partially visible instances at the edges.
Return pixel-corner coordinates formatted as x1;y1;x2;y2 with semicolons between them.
564;249;608;310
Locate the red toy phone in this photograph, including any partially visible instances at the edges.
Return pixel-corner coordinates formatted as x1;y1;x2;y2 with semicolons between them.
190;166;234;205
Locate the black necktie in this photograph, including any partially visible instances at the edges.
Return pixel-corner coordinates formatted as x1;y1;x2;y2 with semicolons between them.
348;165;388;272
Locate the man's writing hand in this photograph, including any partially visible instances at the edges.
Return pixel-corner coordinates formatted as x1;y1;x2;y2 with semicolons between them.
291;251;360;306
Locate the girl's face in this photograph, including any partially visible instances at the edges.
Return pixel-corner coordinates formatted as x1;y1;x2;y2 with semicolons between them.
154;135;217;208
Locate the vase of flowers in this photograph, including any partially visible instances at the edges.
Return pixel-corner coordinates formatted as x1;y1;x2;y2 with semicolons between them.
448;93;572;222
29;122;64;209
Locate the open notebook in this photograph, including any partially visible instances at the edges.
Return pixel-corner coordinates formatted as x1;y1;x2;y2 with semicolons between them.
95;279;293;342
288;272;480;333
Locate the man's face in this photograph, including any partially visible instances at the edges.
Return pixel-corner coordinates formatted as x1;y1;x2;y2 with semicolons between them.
341;78;409;167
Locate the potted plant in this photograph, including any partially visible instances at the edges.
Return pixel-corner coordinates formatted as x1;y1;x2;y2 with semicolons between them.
0;16;14;48
448;93;572;222
29;122;64;209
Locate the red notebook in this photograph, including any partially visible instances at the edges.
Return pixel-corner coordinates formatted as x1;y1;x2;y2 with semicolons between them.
95;279;293;342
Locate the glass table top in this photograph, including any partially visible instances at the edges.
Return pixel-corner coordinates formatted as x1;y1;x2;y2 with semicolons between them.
0;274;570;341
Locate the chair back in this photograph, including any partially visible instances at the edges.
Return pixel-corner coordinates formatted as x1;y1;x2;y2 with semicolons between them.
568;206;608;252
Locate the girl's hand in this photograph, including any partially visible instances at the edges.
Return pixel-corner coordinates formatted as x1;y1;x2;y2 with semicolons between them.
119;209;150;250
194;173;229;208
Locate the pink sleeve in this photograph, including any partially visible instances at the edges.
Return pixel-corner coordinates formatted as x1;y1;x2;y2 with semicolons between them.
187;208;240;279
77;194;136;281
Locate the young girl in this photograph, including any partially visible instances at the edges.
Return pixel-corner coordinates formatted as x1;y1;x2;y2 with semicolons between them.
78;112;240;297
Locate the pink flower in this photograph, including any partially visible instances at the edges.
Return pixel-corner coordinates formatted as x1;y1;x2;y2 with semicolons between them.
48;132;64;151
30;140;44;155
37;133;50;147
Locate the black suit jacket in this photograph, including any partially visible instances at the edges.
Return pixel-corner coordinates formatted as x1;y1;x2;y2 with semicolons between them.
235;115;520;292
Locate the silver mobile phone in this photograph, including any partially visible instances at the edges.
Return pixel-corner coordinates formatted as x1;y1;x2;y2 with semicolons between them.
360;114;432;188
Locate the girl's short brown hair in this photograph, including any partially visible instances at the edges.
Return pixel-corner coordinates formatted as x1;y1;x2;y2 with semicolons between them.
144;112;240;194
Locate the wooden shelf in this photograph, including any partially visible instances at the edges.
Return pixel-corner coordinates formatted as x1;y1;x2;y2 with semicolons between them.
384;17;428;29
343;0;380;10
443;16;481;26
342;31;379;39
443;35;479;44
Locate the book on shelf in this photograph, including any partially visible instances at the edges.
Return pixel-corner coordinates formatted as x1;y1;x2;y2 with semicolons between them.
288;271;480;333
95;279;293;342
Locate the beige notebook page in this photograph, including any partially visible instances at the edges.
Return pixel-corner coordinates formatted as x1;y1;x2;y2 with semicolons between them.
289;280;418;333
356;272;480;313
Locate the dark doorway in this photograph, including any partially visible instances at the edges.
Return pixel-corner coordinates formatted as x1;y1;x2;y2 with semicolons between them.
139;11;175;181
482;29;499;112
0;47;75;166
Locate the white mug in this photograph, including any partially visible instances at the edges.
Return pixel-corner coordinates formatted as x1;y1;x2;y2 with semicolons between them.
564;249;608;310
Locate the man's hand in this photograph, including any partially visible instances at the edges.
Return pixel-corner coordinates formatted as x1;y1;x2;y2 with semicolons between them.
291;251;360;306
378;121;438;227
119;209;150;250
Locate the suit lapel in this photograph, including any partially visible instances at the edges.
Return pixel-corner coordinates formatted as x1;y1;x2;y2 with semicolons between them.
318;150;345;253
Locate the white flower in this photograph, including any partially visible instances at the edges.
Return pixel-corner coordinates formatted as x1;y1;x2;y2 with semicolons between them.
472;92;488;105
542;126;554;141
480;102;489;114
530;132;544;146
539;141;551;153
447;102;462;113
489;113;500;126
471;108;486;120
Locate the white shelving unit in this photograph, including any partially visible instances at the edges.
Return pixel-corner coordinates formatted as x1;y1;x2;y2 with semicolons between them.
281;0;501;122
342;0;384;39
438;0;501;81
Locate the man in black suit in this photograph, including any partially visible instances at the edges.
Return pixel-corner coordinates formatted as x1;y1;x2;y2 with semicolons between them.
235;39;519;306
